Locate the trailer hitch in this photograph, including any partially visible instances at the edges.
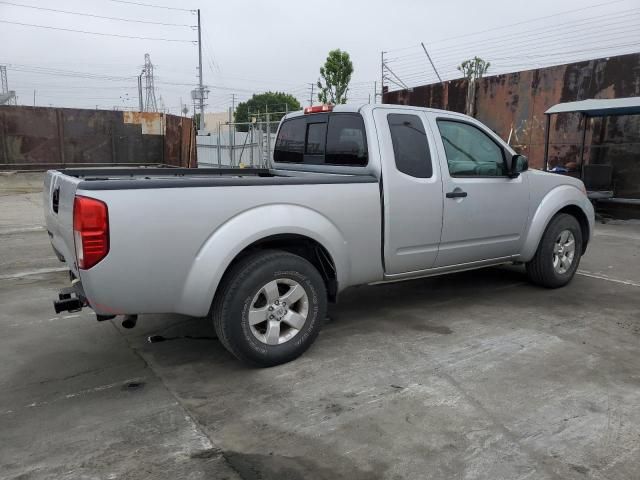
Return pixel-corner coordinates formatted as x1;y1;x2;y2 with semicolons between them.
53;284;85;314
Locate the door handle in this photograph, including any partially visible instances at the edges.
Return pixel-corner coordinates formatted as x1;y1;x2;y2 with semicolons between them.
446;190;468;198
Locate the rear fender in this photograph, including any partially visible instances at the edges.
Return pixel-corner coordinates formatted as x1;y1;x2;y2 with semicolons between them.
520;185;593;262
176;204;349;317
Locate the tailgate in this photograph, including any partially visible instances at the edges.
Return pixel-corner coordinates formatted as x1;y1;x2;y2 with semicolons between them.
44;170;82;275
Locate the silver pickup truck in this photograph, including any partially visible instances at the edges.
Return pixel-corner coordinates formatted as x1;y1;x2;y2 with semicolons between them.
44;103;594;366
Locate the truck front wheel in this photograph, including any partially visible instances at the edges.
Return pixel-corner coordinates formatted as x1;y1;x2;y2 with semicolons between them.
212;250;327;367
526;213;583;288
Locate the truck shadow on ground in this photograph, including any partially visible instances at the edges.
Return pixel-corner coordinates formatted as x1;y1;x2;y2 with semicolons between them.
128;265;533;369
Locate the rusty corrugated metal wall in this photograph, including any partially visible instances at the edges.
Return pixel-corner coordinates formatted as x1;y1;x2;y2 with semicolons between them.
384;52;640;198
0;106;196;170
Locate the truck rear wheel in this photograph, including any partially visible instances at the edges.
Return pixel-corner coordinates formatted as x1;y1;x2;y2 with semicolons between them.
212;250;327;367
526;213;583;288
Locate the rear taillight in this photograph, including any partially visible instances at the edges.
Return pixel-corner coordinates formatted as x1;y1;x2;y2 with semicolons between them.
73;196;109;269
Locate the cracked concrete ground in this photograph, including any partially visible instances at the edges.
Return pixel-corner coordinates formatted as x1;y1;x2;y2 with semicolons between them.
1;176;639;479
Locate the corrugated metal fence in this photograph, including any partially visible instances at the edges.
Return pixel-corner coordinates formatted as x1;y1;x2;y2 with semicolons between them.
384;52;640;198
0;106;196;170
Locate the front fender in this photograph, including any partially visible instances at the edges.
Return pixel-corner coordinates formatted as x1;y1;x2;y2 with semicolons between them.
520;185;594;262
176;204;349;317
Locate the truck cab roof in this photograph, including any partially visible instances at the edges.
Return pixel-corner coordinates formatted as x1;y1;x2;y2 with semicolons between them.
282;103;470;122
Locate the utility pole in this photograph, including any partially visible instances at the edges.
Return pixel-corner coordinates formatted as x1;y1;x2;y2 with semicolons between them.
373;81;377;104
228;106;234;165
420;42;442;83
380;51;385;104
33;90;36;107
197;9;205;130
137;69;144;111
308;82;314;107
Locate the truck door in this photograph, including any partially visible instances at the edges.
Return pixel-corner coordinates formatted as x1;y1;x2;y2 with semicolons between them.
374;108;444;275
427;112;529;267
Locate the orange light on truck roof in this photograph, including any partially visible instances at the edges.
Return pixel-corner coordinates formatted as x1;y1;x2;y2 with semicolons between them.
304;105;334;114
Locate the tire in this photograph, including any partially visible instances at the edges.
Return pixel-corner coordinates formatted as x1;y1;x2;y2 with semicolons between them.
212;250;327;367
526;213;583;288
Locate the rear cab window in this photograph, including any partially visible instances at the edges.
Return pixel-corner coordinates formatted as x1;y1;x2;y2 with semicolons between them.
274;113;368;166
274;119;305;163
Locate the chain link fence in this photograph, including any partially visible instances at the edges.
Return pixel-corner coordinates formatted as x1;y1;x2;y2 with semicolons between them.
197;121;280;168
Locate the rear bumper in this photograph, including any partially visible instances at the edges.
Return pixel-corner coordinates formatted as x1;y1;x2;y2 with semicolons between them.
52;277;115;321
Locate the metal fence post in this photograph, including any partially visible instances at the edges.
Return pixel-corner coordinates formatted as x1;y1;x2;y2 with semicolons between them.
217;122;222;167
250;125;254;166
266;113;271;167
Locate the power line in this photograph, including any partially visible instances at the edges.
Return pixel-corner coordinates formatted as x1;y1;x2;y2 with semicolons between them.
0;1;195;27
385;0;629;53
105;0;195;12
6;62;261;94
384;18;640;81
388;11;640;65
386;11;640;66
6;64;134;81
16;84;139;91
0;20;196;42
428;24;640;65
383;40;640;91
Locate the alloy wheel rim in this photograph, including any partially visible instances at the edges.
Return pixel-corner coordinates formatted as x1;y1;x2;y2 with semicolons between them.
552;229;576;274
248;278;309;345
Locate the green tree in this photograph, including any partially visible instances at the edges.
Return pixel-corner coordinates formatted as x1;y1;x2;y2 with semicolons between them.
317;49;353;104
457;57;490;80
234;92;301;132
457;57;490;117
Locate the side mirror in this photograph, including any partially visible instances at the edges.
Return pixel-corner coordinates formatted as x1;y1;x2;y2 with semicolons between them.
508;154;528;178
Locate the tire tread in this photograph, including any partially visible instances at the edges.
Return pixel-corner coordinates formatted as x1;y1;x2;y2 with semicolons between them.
212;249;325;366
526;213;582;288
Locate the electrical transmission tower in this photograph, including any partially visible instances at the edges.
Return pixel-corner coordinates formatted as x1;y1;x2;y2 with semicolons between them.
0;65;17;106
143;53;158;112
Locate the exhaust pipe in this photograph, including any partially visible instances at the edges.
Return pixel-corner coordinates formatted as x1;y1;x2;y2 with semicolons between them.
122;314;138;329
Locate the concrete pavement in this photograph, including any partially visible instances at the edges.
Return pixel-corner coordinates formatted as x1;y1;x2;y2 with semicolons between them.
1;176;639;479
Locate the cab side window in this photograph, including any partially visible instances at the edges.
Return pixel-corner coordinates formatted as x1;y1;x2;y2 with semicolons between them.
388;113;433;178
437;120;506;177
325;114;368;166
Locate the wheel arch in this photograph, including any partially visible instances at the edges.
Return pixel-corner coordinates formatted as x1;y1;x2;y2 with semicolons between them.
217;233;338;303
520;186;593;262
176;204;348;317
555;205;590;254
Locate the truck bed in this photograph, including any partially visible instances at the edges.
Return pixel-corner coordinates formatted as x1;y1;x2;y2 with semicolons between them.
57;167;377;191
44;166;383;317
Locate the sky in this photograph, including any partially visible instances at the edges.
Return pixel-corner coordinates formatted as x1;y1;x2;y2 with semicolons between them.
1;0;639;115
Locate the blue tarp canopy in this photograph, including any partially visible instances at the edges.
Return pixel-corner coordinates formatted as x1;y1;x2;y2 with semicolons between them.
545;96;640;117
